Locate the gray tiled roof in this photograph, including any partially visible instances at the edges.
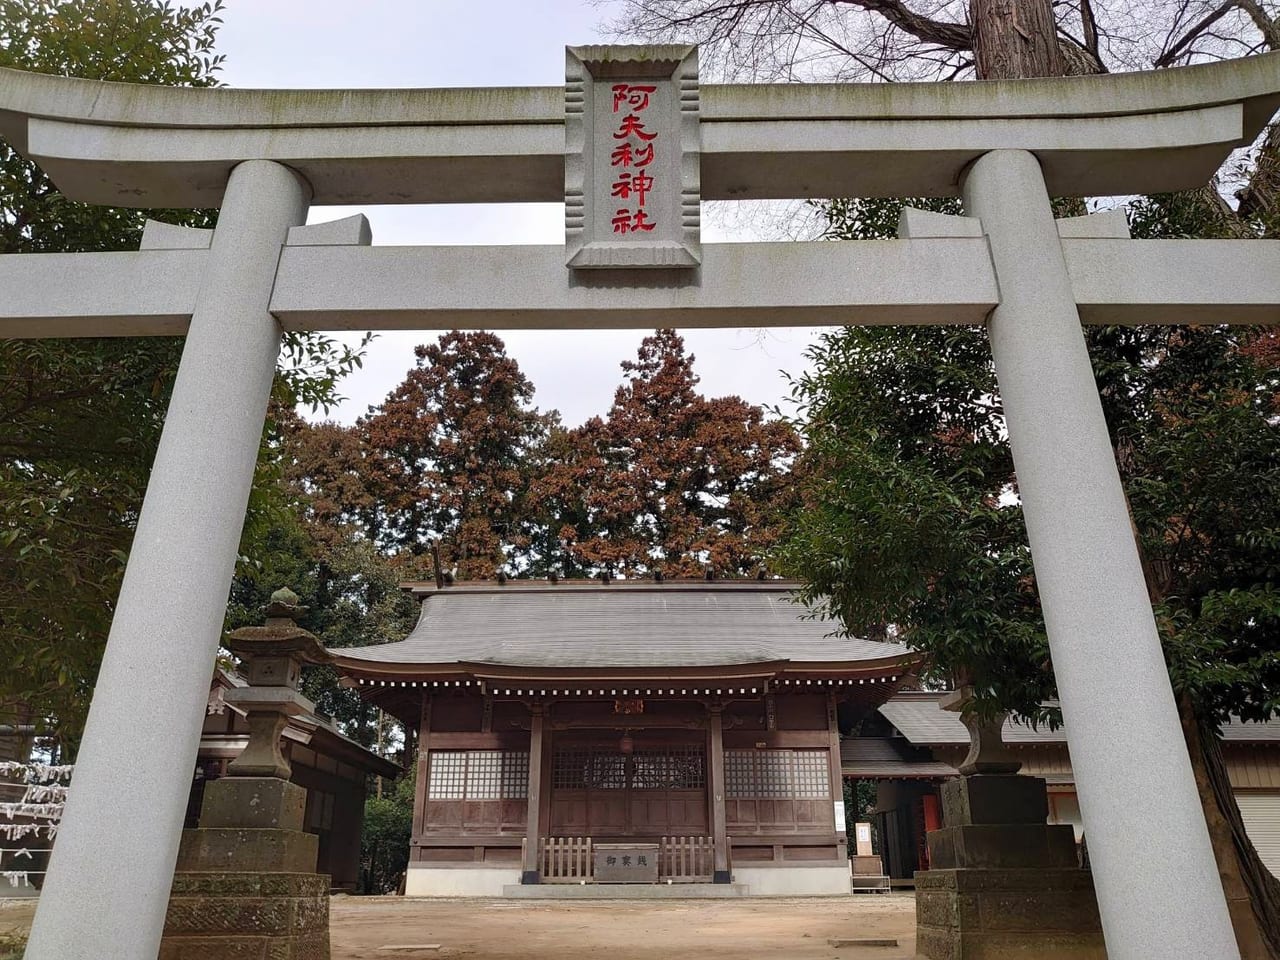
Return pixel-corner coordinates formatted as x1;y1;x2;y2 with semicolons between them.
838;736;1076;785
880;692;1280;744
334;582;912;670
840;737;958;779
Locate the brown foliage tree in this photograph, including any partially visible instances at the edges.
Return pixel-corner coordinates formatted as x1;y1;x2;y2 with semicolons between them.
532;330;800;578
315;332;553;580
278;410;377;549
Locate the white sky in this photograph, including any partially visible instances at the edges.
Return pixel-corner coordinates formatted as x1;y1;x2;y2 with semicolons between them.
215;0;821;427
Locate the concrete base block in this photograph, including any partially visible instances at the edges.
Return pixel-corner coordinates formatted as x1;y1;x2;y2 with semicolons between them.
928;823;1079;870
405;866;521;897
0;876;39;898
731;864;851;896
200;777;307;831
177;827;319;874
160;871;330;960
916;868;1105;960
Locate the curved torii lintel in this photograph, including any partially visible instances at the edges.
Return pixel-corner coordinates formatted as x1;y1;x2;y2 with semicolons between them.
0;53;1278;207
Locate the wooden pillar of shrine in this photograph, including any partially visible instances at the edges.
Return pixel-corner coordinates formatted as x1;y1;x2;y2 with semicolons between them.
536;706;553;854
708;705;731;883
411;696;433;844
827;693;848;857
521;704;547;883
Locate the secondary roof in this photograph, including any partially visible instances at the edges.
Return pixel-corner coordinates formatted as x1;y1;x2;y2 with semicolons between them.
880;691;1280;745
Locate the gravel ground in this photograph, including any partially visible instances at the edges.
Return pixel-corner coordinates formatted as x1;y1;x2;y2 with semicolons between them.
0;891;919;959
330;894;918;960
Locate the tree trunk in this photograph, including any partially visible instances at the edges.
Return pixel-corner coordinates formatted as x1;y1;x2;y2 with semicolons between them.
1178;694;1280;960
1237;122;1280;235
970;0;1065;79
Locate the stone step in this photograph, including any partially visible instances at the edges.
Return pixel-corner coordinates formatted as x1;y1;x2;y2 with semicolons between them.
501;882;750;899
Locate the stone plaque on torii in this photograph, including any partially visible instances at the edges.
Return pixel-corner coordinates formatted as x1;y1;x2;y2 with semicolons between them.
564;44;701;269
2;45;1279;960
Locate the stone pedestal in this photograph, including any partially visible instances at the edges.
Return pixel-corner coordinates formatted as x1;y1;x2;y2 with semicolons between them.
915;775;1104;960
161;873;329;960
160;777;331;960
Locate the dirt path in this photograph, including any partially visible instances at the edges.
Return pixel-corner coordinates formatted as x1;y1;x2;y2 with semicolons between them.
330;895;918;960
0;892;919;959
0;900;34;941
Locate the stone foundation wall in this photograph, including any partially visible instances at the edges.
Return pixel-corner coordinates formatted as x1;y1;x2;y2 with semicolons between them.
916;868;1106;960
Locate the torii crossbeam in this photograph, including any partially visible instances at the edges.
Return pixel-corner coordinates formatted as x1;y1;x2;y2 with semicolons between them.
3;49;1279;960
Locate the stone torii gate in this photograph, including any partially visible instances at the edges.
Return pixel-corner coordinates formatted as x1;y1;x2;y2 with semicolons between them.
3;44;1280;960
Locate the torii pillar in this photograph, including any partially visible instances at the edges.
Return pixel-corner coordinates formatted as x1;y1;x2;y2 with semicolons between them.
24;160;310;960
963;149;1240;960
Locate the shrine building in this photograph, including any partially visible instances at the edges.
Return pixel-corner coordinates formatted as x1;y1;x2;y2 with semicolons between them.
330;577;916;896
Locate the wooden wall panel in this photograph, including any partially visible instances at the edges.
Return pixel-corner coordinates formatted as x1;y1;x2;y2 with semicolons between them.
1227;745;1280;789
432;697;484;732
776;695;826;730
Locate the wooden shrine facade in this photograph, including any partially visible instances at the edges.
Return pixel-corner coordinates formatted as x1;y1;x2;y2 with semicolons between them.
332;579;916;896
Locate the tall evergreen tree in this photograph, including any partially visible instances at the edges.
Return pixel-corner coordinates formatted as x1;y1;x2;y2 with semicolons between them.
533;330;799;577
295;331;553;580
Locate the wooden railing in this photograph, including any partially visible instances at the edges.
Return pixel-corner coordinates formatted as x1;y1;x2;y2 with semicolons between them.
536;836;594;883
659;835;714;881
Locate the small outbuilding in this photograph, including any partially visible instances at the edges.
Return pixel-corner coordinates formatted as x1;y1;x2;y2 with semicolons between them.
843;690;1280;884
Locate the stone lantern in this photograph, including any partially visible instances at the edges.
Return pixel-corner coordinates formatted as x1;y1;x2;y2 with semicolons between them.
160;588;333;960
223;587;334;779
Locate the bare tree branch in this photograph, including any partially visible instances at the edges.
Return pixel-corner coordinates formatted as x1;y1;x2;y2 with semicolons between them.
829;0;972;50
1234;0;1280;49
1157;0;1274;67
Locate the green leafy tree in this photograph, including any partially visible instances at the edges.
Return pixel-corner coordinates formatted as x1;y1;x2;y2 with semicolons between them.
775;193;1280;955
359;768;415;894
0;0;364;751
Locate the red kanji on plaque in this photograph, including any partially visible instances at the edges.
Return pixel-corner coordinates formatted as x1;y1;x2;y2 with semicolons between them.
610;141;655;168
612;83;657;113
611;171;654;206
608;77;662;235
613;114;657;141
612;209;657;234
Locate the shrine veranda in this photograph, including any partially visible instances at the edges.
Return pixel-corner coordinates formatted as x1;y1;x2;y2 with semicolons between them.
3;44;1280;960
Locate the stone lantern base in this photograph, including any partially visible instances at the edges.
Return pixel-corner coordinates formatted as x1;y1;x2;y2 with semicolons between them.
160;778;331;960
915;775;1105;960
161;872;329;960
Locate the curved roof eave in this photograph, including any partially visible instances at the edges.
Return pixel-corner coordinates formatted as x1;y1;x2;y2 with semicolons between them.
329;652;920;679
